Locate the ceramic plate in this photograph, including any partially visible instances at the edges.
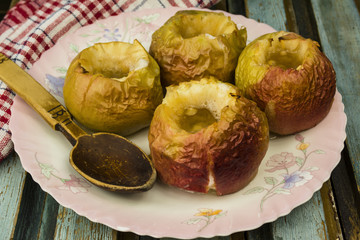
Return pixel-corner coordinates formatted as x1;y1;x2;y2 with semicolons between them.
9;7;347;239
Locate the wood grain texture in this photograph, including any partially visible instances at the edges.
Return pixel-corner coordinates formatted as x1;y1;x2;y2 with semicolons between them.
331;149;360;240
37;194;61;239
245;0;287;31
283;0;299;33
310;0;360;193
227;0;246;15
246;191;329;240
117;231;140;240
291;0;319;39
269;191;329;240
12;173;59;239
0;152;26;240
320;181;344;240
54;205;116;239
245;223;273;239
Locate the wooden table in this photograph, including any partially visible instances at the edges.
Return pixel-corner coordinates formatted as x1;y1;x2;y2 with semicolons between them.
1;0;359;239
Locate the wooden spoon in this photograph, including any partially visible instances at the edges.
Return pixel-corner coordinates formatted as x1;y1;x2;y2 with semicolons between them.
0;53;156;193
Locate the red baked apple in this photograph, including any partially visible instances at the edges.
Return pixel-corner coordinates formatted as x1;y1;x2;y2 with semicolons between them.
235;31;336;135
148;77;269;195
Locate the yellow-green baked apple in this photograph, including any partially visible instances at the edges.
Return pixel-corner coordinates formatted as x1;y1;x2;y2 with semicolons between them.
148;77;269;195
235;31;336;135
149;10;247;86
63;40;163;136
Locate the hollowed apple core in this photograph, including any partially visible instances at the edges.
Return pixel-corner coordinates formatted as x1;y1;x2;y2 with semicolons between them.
264;38;308;70
179;108;217;133
266;51;303;70
177;14;237;39
90;66;129;79
163;79;236;134
78;42;149;80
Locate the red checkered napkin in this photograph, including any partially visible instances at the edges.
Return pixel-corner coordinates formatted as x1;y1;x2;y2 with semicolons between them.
0;0;220;162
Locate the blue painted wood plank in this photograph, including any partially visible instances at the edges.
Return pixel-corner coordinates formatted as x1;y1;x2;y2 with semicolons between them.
311;0;360;194
245;0;288;31
12;173;51;240
0;152;26;240
37;194;60;240
53;206;116;239
246;191;329;240
2;157;60;239
271;191;328;239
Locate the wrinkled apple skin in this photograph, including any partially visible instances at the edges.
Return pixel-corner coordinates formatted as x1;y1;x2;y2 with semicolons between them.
64;40;163;136
148;78;269;195
149;10;247;86
235;31;336;135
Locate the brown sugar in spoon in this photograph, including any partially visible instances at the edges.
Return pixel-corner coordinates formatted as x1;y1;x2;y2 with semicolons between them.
0;53;156;193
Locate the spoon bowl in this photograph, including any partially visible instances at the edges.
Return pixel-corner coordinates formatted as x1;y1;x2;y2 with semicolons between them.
71;133;156;192
0;53;156;193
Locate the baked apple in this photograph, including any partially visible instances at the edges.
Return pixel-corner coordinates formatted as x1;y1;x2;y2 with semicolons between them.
148;77;269;196
63;40;163;136
235;31;336;135
149;10;247;86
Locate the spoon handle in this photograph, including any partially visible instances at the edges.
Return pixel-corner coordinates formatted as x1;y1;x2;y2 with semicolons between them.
0;53;86;145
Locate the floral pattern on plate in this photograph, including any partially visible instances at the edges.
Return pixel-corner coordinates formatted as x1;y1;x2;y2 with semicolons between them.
184;208;227;232
244;134;324;211
36;153;91;194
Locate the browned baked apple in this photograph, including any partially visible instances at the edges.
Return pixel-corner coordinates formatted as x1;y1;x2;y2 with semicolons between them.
148;77;269;195
149;10;247;86
63;40;163;136
235;31;336;135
